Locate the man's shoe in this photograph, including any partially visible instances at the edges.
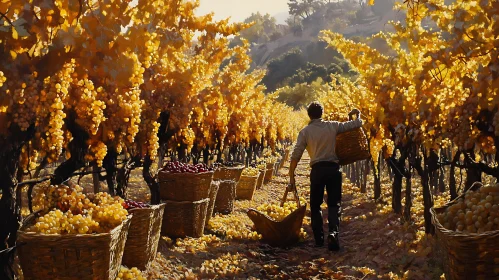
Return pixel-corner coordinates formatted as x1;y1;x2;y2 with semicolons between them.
314;236;324;247
327;233;340;251
314;242;324;248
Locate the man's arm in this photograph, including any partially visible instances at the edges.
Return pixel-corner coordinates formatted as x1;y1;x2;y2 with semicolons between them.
337;109;363;134
289;159;299;186
289;130;307;185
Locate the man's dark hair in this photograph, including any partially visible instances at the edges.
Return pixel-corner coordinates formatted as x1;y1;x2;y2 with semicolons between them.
307;101;323;119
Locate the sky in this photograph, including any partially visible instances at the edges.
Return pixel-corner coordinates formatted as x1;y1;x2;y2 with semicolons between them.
196;0;290;23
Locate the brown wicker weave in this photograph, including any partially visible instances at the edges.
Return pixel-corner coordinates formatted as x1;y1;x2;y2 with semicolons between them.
161;198;209;238
256;170;265;190
206;181;220;226
273;161;280;175
264;168;274;183
247;205;307;247
158;171;213;202
336;128;370;166
236;175;258;200
122;203;166;270
18;214;132;280
213;166;244;182
279;156;286;169
265;162;274;169
213;180;237;215
430;182;499;280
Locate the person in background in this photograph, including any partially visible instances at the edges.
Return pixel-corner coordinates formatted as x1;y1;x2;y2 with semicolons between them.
289;101;362;251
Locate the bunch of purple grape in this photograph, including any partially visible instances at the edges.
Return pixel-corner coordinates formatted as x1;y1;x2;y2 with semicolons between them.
123;199;150;210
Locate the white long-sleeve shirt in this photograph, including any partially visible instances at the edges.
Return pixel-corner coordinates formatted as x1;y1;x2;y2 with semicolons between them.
290;118;363;167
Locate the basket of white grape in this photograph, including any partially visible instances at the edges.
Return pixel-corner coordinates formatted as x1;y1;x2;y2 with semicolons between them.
122;200;166;270
158;162;214;202
17;185;132;280
431;182;499;280
213;162;245;182
247;198;308;247
255;163;266;190
236;167;259;200
264;166;274;184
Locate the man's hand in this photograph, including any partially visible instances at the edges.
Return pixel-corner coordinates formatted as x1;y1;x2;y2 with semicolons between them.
348;108;361;120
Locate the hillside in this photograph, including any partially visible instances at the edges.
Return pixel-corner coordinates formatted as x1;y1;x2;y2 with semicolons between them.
248;0;405;68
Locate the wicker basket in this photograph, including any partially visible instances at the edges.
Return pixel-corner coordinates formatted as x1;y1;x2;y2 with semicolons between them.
266;162;274;169
18;214;132;280
161;199;209;238
279;156;286;169
158;171;213;202
430;182;499;280
206;181;220;226
336;127;370;166
122;203;166;270
256;170;265;190
213;180;237;215
213;166;244;182
248;205;307;247
236;175;259;200
273;161;280;175
264;168;274;183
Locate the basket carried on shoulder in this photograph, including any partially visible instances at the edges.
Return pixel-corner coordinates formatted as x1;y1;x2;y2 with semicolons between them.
336;127;370;166
161;198;209;238
430;182;499;280
206;181;220;226
18;213;132;280
214;180;237;215
158;171;213;202
122;203;166;270
236;175;258;200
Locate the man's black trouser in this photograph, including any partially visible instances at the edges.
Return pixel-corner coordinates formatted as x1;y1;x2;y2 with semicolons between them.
310;161;342;243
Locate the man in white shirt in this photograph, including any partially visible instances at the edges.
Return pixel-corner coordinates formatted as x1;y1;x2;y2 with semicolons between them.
289;101;362;250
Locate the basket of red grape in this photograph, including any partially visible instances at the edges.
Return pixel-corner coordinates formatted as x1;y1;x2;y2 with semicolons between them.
122;199;166;270
157;161;214;202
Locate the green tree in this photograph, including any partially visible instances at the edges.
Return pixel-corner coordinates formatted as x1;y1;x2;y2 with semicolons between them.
276;78;328;109
261;48;307;92
239;12;278;44
286;15;304;36
288;0;327;19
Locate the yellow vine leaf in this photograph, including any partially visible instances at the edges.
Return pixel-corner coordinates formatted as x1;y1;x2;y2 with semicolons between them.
368;0;375;5
12;26;18;39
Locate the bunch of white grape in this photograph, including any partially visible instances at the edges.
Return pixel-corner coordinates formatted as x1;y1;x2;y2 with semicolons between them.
242;167;259;177
437;184;499;233
29;184;128;234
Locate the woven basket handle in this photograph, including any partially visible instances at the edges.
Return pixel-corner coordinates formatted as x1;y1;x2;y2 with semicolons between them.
280;183;300;207
467;181;483;193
